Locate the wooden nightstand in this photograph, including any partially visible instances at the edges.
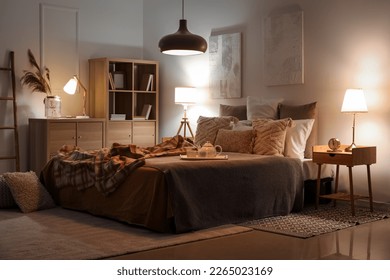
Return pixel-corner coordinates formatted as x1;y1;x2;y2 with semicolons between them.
312;145;376;216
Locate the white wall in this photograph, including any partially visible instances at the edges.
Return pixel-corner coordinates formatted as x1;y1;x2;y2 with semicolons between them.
143;0;390;203
0;0;143;172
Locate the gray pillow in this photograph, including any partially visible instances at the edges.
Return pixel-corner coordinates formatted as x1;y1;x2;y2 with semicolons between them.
247;96;283;120
219;104;247;120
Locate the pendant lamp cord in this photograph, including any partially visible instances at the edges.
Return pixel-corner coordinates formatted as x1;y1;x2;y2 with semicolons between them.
181;0;184;19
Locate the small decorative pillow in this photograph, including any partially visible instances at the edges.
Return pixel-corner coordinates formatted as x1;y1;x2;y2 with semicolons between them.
3;171;56;213
194;116;238;146
214;129;254;154
284;119;315;159
219;104;247;120
252;118;292;156
0;175;17;208
247;96;283;120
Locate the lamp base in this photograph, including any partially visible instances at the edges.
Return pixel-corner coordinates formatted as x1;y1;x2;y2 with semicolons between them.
345;143;357;152
176;117;194;139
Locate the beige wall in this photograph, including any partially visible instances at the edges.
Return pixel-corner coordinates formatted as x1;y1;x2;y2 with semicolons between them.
0;0;144;172
1;0;389;204
144;0;390;203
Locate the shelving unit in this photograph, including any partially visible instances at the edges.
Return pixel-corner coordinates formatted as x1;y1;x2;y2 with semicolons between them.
89;58;159;147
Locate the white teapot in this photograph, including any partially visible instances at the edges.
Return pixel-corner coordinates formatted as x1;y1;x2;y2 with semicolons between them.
198;141;223;157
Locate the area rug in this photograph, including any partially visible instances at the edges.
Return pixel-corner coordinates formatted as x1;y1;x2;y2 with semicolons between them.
0;207;252;260
240;204;390;238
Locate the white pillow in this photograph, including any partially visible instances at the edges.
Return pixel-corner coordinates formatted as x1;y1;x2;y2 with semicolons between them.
284;119;315;159
247;96;283;120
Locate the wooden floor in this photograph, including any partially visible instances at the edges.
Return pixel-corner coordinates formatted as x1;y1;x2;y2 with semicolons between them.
107;215;390;260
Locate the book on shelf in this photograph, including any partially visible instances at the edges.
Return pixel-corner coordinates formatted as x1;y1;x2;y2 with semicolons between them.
142;104;152;119
140;74;154;91
146;74;153;91
134;104;152;120
110;114;126;120
108;72;115;90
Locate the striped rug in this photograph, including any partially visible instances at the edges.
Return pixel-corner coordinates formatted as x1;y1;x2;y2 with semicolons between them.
0;207;252;260
240;204;390;238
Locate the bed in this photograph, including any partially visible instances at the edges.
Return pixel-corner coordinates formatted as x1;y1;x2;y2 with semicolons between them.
40;99;334;233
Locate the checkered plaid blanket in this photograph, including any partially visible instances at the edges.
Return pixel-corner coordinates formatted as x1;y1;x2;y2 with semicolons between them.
48;135;193;195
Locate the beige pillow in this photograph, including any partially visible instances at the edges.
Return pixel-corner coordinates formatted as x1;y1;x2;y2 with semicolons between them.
214;129;254;154
252;118;292;156
0;175;16;208
279;102;317;158
194;116;238;146
3;171;56;213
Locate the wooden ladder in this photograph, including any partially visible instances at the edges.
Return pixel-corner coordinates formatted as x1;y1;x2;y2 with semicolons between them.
0;51;20;172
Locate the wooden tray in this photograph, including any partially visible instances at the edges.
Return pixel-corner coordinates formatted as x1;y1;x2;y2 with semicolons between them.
180;154;228;160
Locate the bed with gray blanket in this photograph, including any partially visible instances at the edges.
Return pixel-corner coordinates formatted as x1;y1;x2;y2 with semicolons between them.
41;100;327;233
42;150;304;233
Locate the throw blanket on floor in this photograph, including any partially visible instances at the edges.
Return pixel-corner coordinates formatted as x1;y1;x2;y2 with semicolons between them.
48;135;193;195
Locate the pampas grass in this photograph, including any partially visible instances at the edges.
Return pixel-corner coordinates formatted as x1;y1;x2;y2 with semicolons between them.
20;49;51;95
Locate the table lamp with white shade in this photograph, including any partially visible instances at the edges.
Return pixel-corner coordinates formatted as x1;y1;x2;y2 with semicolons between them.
341;88;368;151
175;87;197;138
63;75;89;118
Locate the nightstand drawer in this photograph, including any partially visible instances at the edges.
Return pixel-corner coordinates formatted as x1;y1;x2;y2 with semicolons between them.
312;145;376;166
313;152;352;165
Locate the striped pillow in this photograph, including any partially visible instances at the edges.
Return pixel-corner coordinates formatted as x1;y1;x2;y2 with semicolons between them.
194;116;238;146
252;118;292;156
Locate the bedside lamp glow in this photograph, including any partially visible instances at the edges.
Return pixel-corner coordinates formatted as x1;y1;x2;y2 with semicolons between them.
63;75;89;118
175;87;197;138
341;88;368;151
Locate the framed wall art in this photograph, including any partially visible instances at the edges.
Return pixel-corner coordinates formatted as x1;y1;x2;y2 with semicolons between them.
264;7;304;86
209;32;242;99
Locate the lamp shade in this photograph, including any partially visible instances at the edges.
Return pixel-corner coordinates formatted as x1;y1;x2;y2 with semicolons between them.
341;89;368;113
63;77;78;95
63;75;89;117
159;19;208;56
175;87;197;105
158;0;207;56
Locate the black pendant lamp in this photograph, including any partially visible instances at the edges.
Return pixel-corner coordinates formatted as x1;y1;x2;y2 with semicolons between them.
158;0;207;55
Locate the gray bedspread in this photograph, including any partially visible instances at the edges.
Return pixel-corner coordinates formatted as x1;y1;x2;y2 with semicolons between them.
144;153;304;233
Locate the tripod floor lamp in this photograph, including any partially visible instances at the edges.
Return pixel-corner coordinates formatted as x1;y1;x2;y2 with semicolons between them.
175;87;197;138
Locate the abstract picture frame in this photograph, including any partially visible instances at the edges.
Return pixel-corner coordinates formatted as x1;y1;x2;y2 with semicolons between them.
264;7;304;86
209;32;242;99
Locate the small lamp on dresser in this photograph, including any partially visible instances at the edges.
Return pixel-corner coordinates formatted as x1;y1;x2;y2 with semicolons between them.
63;75;89;118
